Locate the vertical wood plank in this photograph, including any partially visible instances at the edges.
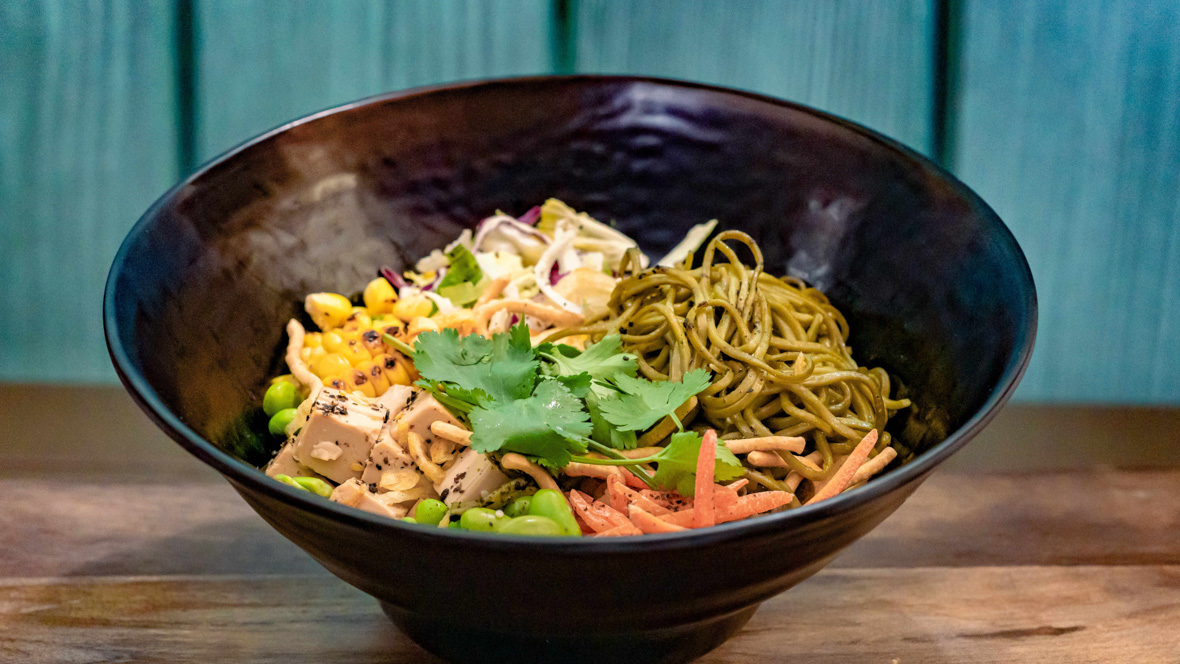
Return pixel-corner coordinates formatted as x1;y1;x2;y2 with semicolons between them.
0;1;179;383
194;0;556;161
572;0;936;154
953;0;1180;402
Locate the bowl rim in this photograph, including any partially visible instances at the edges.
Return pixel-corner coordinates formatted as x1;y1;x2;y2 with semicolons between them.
104;74;1038;551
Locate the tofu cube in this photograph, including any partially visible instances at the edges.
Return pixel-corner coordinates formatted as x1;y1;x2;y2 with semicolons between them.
265;441;325;480
329;478;408;520
376;384;414;419
292;387;387;483
393;393;463;449
434;448;510;504
361;434;417;488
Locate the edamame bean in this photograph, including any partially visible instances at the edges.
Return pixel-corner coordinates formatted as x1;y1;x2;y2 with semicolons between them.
528;489;582;537
291;476;333;497
401;517;418;524
459;507;507;532
499;515;564;536
273;474;301;488
447;519;461;529
415;499;448;527
503;496;532;518
263;381;299;416
268;408;298;437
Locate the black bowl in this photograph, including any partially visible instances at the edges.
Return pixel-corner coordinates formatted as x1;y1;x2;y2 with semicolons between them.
105;76;1035;664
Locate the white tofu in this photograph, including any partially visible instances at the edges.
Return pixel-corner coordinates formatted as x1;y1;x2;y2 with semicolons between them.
361;435;417;487
434;448;510;504
376;384;414;419
393;393;463;449
265;441;326;480
292;387;387;483
329;478;408;520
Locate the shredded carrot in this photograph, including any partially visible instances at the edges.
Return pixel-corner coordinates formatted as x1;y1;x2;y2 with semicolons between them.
639;490;690;511
568;490;630;533
612;481;672;515
596;522;643;537
717;491;795;522
606;474;629;513
629;504;687;533
804;430;879;505
693;429;718;528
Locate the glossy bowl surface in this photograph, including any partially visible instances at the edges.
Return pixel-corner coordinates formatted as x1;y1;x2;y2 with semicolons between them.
106;76;1036;664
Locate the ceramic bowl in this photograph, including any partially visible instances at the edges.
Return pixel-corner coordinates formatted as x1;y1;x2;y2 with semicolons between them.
105;76;1036;664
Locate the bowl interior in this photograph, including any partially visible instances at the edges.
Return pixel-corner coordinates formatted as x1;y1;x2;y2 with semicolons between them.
107;77;1034;475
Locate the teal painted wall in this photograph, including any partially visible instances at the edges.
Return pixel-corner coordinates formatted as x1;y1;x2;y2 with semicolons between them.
2;0;1177;403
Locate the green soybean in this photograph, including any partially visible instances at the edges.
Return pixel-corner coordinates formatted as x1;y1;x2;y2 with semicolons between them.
447;519;461;529
291;476;333;497
528;489;582;537
401;517;418;524
503;496;532;518
268;408;298;437
273;474;301;489
415;499;448;526
459;507;507;532
499;515;564;536
263;381;299;416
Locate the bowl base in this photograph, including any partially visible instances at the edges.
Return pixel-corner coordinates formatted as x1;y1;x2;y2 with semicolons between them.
381;601;759;664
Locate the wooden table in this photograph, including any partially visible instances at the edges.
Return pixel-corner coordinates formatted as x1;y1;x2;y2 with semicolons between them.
1;390;1178;662
2;468;1176;663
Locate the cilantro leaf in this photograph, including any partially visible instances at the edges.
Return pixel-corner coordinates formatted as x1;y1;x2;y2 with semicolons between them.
596;369;712;432
586;390;638;450
652;432;744;496
413;324;538;406
438;244;483;290
553;371;593;399
538;335;638;385
468;380;592;469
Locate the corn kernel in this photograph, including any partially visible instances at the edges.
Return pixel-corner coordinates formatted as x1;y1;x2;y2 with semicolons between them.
377;353;413;386
348;368;377;397
313;352;352;378
392;295;433;322
321;330;347;354
356;359;390;395
341;307;372;332
363;277;398;314
303;333;322;349
339;338;372;365
359;328;385;356
303;346;326;365
304;293;352;330
322;374;348;391
372;318;403;339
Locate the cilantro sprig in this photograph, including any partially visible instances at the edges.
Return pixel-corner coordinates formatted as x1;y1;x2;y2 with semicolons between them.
574;432;744;495
410;326;716;490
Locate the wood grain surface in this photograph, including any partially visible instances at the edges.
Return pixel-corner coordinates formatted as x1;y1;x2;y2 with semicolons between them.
0;0;179;383
1;466;1177;661
2;566;1176;664
572;0;936;154
952;0;1180;402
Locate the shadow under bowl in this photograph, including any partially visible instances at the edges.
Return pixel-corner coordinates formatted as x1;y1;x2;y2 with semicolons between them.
105;76;1036;664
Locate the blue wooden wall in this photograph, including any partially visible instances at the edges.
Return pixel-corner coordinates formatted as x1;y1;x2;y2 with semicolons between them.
2;0;1178;403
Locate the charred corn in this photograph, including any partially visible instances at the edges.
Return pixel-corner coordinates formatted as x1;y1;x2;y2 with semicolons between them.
304;293;352;330
363;277;398;314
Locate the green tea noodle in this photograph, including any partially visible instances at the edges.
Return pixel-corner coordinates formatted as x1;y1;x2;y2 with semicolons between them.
545;230;913;489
